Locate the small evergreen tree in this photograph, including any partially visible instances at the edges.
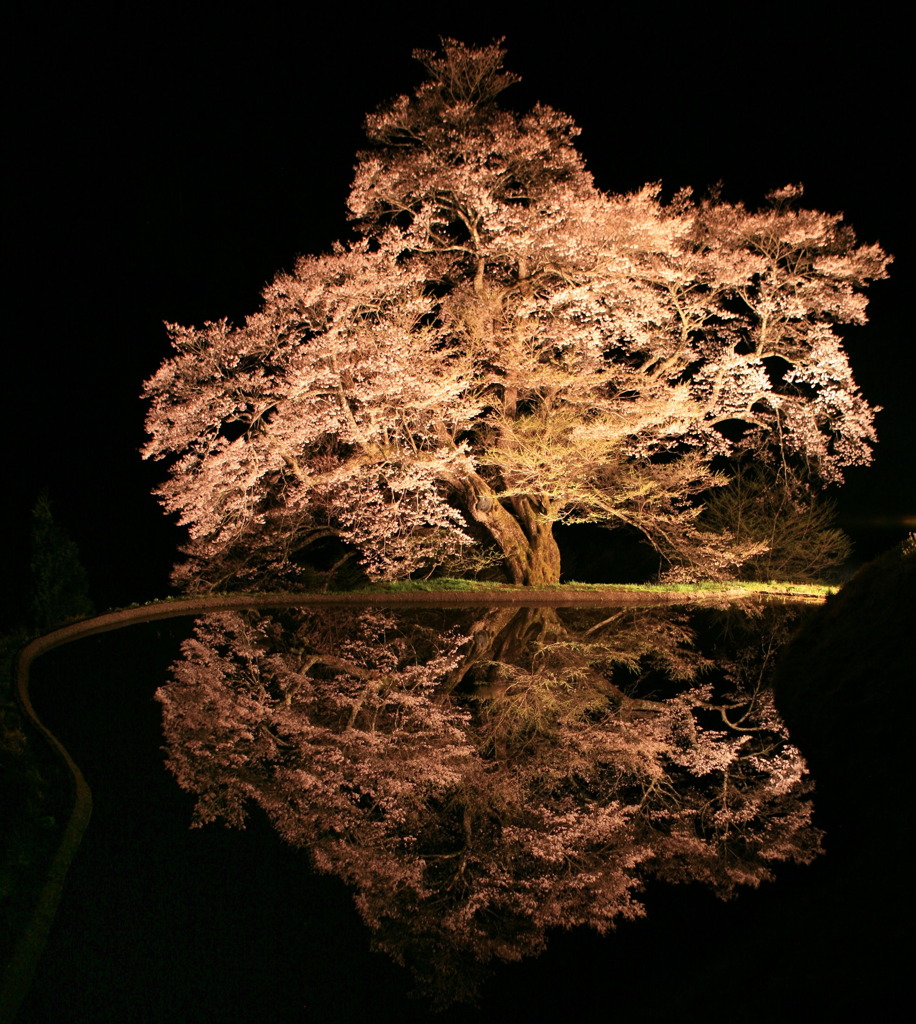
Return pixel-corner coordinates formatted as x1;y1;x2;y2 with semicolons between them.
28;492;94;633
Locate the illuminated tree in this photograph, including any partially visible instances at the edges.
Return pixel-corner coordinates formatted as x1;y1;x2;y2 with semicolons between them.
142;40;889;588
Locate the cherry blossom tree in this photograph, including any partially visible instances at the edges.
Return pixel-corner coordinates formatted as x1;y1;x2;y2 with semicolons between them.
142;40;889;588
156;603;821;1004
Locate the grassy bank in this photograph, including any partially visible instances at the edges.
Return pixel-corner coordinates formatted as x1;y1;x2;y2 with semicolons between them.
353;578;836;598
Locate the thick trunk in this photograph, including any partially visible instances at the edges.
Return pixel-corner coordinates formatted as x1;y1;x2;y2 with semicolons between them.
505;500;561;586
448;469;562;585
483;501;560;586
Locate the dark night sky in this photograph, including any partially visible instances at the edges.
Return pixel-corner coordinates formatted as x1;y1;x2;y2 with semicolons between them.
7;4;912;613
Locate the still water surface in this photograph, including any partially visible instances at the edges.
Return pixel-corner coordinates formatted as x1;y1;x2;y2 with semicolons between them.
23;600;845;1022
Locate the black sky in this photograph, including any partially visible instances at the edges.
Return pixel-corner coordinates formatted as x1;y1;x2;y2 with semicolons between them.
7;4;912;612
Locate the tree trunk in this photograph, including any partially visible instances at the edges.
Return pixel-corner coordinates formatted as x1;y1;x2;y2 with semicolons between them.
479;500;561;586
451;471;562;585
481;501;561;585
499;495;560;585
510;505;561;586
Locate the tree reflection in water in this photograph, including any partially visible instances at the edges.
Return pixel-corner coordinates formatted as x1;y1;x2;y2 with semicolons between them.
156;602;821;1005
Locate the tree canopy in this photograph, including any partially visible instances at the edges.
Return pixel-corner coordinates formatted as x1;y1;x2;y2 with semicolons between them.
143;40;889;589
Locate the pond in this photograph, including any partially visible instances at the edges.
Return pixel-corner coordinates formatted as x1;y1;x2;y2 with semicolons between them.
18;597;897;1022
